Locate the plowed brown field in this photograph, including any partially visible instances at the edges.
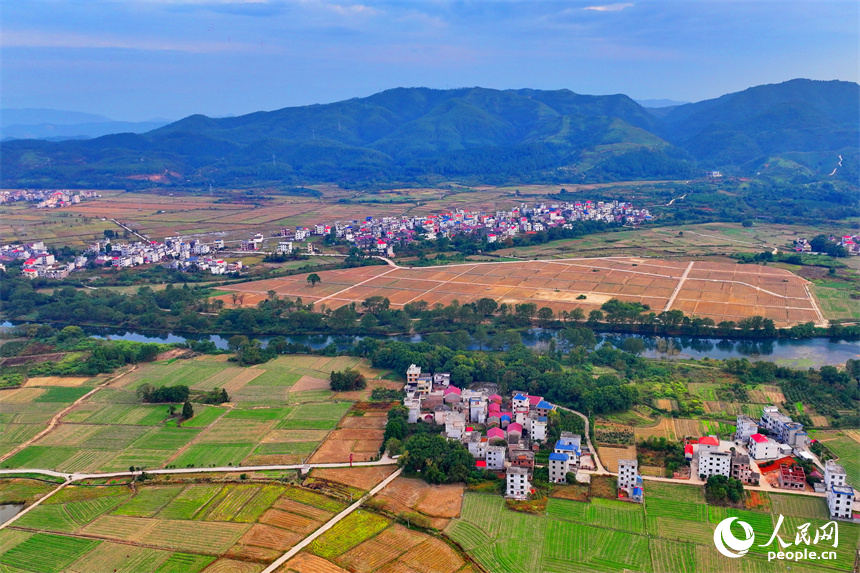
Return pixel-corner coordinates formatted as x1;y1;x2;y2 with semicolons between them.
217;258;820;326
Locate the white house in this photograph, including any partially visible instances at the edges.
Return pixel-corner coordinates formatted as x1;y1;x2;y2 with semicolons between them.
445;412;466;440
486;445;506;470
760;406;808;447
549;452;570;484
529;415;547;442
617;459;639;491
505;466;531;499
827;485;855;520
735;415;759;442
699;450;732;478
825;460;847;488
747;433;788;461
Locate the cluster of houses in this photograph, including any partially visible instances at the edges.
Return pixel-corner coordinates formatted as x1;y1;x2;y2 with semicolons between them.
685;406;854;520
4;236;244;279
84;238;242;275
402;364;645;502
280;200;652;256
1;241;89;280
0;189;99;208
793;235;860;256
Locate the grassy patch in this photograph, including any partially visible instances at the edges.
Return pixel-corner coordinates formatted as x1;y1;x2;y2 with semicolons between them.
309;510;390;559
0;533;100;573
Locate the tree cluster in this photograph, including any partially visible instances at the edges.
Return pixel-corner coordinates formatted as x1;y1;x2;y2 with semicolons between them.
329;369;367;391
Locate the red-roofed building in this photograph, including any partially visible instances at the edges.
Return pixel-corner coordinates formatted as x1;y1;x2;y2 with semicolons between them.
475;460;487;469
528;395;543;407
750;433;767;444
489;394;502;403
699;436;719;446
487;427;505;442
684;444;693;461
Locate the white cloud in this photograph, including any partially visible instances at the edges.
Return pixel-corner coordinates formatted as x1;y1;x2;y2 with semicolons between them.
583;3;633;12
1;30;255;53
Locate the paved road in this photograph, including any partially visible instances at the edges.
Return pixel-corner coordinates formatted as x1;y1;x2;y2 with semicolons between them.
0;454;399;484
260;467;404;573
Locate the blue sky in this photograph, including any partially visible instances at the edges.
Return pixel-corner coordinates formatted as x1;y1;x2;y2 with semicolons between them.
2;1;858;121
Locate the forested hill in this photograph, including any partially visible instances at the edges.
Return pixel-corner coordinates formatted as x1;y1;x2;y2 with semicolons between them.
1;79;857;188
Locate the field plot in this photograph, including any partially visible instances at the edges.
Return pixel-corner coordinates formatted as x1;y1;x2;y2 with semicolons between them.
596;445;636;473
812;430;860;485
372;476;464;529
447;483;860;573
308;510;391;560
219;257;820;326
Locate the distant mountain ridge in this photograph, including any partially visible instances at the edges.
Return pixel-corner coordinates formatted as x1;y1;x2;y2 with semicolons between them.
1;79;856;188
1;108;171;142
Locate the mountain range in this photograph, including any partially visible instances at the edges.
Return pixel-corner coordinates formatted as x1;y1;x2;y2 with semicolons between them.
1;108;170;142
1;79;857;188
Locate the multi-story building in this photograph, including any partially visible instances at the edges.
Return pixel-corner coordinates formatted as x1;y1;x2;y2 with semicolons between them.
549;452;571;484
827;485;855;520
699;449;732;478
617;459;643;502
778;465;806;490
730;453;759;485
505;466;531;499
485;445;506;470
748;433;787;461
735;415;759;442
760;406;808;447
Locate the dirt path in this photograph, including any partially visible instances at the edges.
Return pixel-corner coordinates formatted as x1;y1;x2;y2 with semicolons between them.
0;366;137;464
260;467;404;573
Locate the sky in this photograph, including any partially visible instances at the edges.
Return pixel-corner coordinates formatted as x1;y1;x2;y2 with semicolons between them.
2;0;858;122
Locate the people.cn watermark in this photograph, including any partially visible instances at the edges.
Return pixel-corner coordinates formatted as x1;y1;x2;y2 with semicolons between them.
714;515;839;563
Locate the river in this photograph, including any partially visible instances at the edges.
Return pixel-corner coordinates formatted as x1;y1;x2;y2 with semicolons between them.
67;326;860;368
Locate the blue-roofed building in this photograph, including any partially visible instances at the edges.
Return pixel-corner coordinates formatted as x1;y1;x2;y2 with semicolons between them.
535;400;554;416
827;484;855;520
549;452;571;484
631;486;643;502
512;393;529;411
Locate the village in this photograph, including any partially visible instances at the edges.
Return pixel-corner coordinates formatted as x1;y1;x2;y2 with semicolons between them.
0;188;100;208
2;237;244;279
271;199;653;255
401;364;856;521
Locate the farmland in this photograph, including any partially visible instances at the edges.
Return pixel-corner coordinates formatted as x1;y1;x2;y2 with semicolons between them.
218;256;821;327
1;479;454;572
0;183;666;248
445;489;860;573
0;353;398;472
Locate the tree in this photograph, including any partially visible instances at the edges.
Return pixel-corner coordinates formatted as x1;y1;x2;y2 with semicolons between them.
622;337;646;355
329;369;367;391
181;400;194;420
307;273;321;287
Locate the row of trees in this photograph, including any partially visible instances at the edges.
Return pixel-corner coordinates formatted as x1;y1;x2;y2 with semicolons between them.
4;275;858;341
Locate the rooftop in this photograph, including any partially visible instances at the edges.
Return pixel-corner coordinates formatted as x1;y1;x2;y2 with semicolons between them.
750;433;768;444
548;453;569;462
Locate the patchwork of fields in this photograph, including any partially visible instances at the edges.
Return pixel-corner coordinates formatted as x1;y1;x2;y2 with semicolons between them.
0;476;470;573
0;355;399;473
218;257;822;327
446;485;860;573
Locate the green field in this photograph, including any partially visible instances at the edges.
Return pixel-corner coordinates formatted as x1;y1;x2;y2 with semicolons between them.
447;487;860;573
308;510;390;559
0;533;100;573
813;431;860;485
0;481;347;571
